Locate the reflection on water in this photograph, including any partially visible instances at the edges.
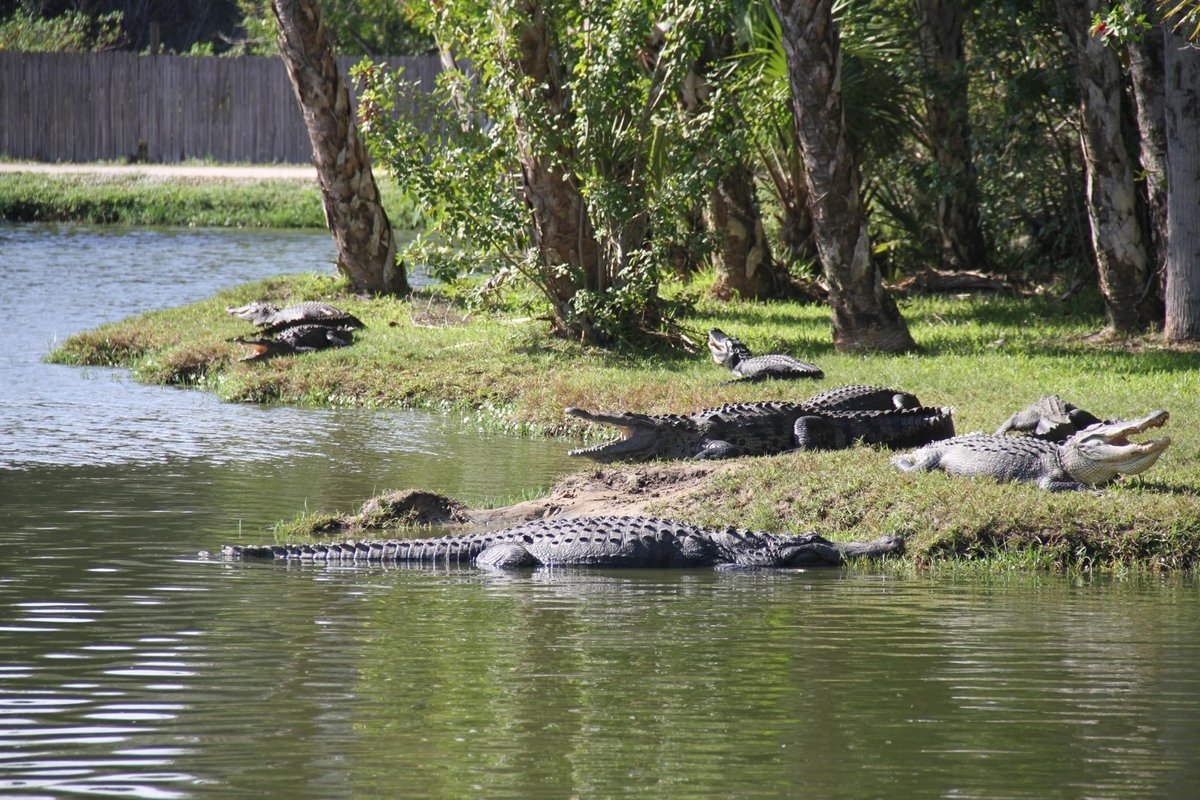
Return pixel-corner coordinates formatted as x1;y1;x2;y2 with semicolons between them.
4;498;1200;800
0;224;575;494
1;224;1199;798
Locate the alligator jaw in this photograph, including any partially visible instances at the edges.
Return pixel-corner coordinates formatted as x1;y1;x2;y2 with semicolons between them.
232;337;277;362
1071;410;1171;478
565;407;661;462
707;328;731;366
225;301;276;325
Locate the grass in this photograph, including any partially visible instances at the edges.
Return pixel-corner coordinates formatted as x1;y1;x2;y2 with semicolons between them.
47;270;1200;572
0;170;427;228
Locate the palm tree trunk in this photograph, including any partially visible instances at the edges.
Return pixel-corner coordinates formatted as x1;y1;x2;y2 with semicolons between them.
913;0;988;271
1055;0;1150;334
271;0;407;295
1163;19;1200;341
1127;9;1167;323
771;0;915;352
708;161;781;299
682;31;785;300
502;0;603;336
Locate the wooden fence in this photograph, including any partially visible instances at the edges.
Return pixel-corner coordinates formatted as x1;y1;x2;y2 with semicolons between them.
0;51;441;164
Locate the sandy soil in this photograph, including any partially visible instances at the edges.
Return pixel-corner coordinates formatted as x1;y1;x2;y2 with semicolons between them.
314;462;737;536
467;462;732;525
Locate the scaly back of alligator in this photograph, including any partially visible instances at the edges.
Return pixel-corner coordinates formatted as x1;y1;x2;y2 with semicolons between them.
223;516;728;565
707;328;823;381
219;514;905;568
800;384;921;411
794;406;955;450
691;402;814;455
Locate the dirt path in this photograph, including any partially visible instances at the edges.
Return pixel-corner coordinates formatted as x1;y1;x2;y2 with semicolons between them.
0;162;317;180
466;462;732;525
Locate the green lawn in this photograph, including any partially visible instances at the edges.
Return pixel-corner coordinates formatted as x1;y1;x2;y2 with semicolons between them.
0;170;426;229
47;271;1200;572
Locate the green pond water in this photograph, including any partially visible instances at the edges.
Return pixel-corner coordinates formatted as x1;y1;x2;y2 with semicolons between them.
1;224;1198;798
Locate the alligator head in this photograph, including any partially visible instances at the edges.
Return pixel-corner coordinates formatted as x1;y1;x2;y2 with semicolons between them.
226;301;280;326
1060;410;1171;484
231;335;290;362
706;328;751;369
565;407;696;462
231;325;352;362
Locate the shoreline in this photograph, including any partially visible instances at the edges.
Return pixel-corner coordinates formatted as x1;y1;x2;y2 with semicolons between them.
0;162;425;228
7;173;1195;574
41;271;1200;574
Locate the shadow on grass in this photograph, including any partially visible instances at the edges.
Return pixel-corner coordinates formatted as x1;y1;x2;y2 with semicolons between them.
1120;480;1200;497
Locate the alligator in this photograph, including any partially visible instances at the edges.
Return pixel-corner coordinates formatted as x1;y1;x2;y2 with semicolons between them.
707;328;824;382
232;323;355;362
995;395;1103;442
566;384;953;462
891;410;1170;491
218;514;904;569
226;301;365;336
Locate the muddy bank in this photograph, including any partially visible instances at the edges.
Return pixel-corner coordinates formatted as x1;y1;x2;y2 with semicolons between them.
291;462;733;538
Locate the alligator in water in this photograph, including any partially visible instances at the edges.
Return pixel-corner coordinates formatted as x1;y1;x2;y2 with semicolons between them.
232;323;355;362
891;410;1170;491
707;328;824;382
566;384;953;462
994;395;1103;442
226;301;365;336
218;514;904;569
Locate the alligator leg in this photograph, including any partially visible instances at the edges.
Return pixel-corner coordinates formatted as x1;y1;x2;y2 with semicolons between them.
890;447;943;473
694;440;742;459
793;416;841;451
475;542;539;569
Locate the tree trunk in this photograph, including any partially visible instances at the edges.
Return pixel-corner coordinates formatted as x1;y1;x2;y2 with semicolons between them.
682;31;785;300
771;0;916;352
1162;21;1200;341
1055;0;1150;334
270;0;407;295
502;0;603;335
778;179;817;271
708;162;781;299
759;125;818;272
913;0;988;271
1127;10;1168;323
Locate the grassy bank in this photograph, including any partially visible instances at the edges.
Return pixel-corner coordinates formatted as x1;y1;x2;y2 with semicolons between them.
47;270;1200;571
0;169;425;228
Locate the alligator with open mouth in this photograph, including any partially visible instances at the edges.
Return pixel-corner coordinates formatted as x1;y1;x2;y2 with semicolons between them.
891;410;1170;491
218;514;904;569
706;328;824;382
226;301;364;361
231;323;355;362
566;384;953;462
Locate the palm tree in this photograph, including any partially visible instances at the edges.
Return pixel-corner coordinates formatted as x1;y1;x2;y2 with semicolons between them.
913;0;988;271
770;0;916;352
271;0;408;294
1162;15;1200;340
1055;0;1151;334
